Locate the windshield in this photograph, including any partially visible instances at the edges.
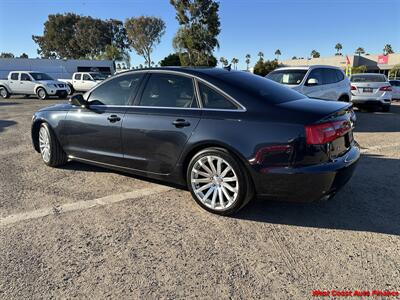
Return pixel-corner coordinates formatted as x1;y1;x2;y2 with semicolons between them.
266;69;307;85
90;73;107;80
350;74;386;83
30;73;54;81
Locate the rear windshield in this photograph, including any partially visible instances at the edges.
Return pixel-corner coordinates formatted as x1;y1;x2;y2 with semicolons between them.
350;74;386;83
30;73;54;81
219;71;305;104
266;69;307;85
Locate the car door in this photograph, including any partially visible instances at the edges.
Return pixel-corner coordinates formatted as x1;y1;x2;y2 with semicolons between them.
9;72;22;93
60;73;144;166
82;73;94;91
121;72;201;174
302;68;324;99
73;73;82;91
319;68;339;100
20;73;35;94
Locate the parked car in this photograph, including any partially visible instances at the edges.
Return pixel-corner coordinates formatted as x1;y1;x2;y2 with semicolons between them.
59;72;107;95
0;71;68;100
389;80;400;100
266;65;351;102
350;73;392;111
31;68;360;215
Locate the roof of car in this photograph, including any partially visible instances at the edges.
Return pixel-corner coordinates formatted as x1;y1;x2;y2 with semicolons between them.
119;67;235;78
273;65;343;71
350;73;386;76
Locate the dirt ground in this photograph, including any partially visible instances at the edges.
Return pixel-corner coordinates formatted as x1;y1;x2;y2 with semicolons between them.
0;98;399;299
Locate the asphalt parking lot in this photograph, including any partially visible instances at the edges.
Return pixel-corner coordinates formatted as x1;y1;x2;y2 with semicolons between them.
0;98;399;299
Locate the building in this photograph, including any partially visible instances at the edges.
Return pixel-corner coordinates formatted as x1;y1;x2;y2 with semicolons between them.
280;53;400;78
0;58;115;80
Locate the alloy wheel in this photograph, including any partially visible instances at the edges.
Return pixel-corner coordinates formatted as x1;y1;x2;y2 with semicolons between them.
38;89;46;99
39;127;50;163
190;155;239;211
0;88;7;98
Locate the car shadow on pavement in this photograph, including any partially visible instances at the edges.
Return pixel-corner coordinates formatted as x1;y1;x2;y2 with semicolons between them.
0;120;17;133
0;102;21;107
354;104;400;133
234;154;400;236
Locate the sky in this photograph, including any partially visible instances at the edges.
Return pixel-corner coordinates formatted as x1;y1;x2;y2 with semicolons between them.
0;0;399;70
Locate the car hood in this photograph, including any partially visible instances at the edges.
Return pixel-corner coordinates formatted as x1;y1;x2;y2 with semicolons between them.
37;103;71;112
37;80;66;85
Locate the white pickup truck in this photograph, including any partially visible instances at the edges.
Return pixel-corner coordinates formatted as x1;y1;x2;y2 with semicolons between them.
59;72;107;94
0;71;69;100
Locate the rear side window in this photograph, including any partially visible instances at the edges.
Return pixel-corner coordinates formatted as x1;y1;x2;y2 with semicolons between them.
139;73;197;108
336;69;345;81
321;69;340;84
10;73;19;80
88;73;143;106
351;74;386;82
74;74;82;80
198;82;238;109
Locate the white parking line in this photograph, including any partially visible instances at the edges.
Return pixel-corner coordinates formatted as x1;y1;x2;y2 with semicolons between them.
0;186;174;227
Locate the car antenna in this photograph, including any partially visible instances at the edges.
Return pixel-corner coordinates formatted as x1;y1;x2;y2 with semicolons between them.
224;64;232;71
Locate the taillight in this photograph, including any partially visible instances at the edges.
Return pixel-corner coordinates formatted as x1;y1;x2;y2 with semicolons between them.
379;86;392;91
351;85;357;90
305;120;351;145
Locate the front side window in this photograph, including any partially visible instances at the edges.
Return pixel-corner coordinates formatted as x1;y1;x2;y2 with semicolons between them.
198;82;238;110
88;73;143;106
139;73;197;108
30;73;53;81
266;69;307;85
10;73;19;80
20;73;31;81
83;74;91;81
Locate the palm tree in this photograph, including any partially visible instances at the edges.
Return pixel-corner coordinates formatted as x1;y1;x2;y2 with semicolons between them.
245;54;251;71
231;58;239;70
335;43;342;55
310;50;320;58
274;49;281;60
383;44;394;55
258;51;264;61
219;57;228;67
355;47;365;56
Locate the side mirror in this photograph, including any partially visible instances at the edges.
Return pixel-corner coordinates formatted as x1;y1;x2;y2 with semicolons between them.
69;94;87;108
306;78;319;86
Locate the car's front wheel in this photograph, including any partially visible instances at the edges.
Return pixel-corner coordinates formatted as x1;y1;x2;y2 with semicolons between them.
38;123;68;167
187;148;253;215
36;87;48;100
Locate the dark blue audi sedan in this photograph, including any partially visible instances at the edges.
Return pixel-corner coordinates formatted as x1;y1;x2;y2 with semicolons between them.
32;67;360;215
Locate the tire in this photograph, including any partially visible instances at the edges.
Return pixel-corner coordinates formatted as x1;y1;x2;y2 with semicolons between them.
67;84;74;95
38;123;68;167
382;105;391;112
186;147;254;215
0;86;10;99
36;87;48;100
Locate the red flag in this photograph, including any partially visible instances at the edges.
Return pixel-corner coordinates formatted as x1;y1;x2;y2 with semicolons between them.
345;55;350;65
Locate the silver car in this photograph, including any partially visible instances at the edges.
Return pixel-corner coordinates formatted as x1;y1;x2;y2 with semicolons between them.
350;73;392;112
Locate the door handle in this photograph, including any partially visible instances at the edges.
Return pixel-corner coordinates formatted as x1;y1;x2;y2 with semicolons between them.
172;119;190;127
107;115;121;123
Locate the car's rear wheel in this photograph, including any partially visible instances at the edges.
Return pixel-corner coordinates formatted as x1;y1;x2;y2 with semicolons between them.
36;87;48;100
38;123;68;167
0;87;10;99
187;148;253;215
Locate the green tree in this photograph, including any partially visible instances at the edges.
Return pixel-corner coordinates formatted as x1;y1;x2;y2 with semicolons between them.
219;57;228;67
274;49;281;60
245;54;251;71
355;47;365;56
160;53;182;66
125;16;166;68
389;64;400;79
99;44;128;61
231;57;239;70
292;56;297;60
335;43;342;56
19;53;29;58
257;51;264;61
170;0;220;66
0;52;15;58
351;65;367;74
383;44;394;55
310;50;320;58
253;59;281;76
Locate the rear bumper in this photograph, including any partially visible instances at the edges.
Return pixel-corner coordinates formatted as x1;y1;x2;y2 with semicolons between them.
252;144;360;202
351;95;392;105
